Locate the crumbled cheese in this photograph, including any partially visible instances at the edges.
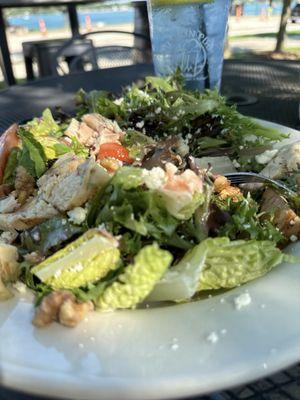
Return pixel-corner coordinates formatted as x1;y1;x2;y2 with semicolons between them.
142;167;166;190
290;234;298;242
12;281;27;294
206;331;219;344
114;97;124;105
155;107;161;114
255;149;278;165
234;292;252;310
232;159;241;169
67;207;87;225
32;231;40;242
135;120;145;129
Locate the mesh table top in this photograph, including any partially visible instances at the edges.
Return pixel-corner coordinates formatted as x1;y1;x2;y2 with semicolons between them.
0;60;300;400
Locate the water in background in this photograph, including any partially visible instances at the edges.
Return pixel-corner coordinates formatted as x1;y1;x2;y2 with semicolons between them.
7;2;286;32
7;8;134;31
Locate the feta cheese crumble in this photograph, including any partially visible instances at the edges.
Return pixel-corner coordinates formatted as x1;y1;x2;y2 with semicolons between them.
135;120;145;129
67;207;87;225
255;149;278;165
142;167;166;190
290;234;298;242
234;292;252;310
206;331;219;344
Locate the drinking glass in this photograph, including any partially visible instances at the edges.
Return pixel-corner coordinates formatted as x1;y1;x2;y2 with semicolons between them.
147;0;230;91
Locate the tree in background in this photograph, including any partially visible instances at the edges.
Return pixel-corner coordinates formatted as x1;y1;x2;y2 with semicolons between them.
275;0;292;52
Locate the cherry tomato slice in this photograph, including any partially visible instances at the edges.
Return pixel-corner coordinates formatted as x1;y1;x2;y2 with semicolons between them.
97;142;133;164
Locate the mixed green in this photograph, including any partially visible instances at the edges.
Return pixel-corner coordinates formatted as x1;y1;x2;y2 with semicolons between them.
0;73;299;327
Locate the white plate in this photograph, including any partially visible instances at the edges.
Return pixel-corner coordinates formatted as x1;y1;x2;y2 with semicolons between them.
1;120;300;400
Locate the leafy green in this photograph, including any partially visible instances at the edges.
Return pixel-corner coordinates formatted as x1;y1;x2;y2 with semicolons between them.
88;167;180;245
26;108;62;138
18;128;47;178
3;147;20;184
32;229;121;289
97;243;172;309
122;129;155;158
21;217;85;257
147;239;209;302
198;237;289;290
216;195;284;244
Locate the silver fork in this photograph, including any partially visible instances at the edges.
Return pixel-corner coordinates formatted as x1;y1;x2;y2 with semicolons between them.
224;172;296;197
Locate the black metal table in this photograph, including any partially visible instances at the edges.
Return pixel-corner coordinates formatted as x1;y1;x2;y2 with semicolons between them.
0;61;300;400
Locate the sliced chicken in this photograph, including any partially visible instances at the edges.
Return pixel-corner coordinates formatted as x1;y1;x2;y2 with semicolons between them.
38;154;110;212
0;197;58;231
0;153;110;230
65;113;125;154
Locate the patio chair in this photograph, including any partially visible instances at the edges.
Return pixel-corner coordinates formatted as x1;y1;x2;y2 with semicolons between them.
52;30;152;75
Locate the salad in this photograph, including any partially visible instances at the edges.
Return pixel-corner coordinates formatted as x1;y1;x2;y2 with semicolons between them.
0;73;299;328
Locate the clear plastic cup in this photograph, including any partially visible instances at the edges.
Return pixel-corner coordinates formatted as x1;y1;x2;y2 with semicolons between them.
147;0;230;91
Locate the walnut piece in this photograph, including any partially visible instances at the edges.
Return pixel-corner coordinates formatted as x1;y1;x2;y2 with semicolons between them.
59;298;94;327
33;290;93;328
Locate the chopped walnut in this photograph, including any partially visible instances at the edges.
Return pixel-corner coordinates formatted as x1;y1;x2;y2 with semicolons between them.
33;290;93;328
15;166;35;204
214;175;242;202
59;298;94;327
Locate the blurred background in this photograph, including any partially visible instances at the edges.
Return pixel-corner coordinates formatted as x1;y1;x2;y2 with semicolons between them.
0;0;299;87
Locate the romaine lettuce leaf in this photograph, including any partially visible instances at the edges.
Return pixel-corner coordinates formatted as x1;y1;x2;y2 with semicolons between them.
32;229;120;289
18;129;47;178
147;240;208;302
97;243;172;309
26;108;62;138
198;237;287;290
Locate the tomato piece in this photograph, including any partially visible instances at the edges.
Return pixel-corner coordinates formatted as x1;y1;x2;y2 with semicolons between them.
97;142;133;164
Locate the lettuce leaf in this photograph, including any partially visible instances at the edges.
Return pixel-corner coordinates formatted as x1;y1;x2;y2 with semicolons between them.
18;129;47;178
32;229;120;289
26;108;62;138
198;237;288;290
97;243;172;309
147;240;208;302
3;147;20;184
158;190;205;220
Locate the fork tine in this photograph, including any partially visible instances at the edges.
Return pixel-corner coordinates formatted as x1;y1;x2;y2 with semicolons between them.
224;172;295;197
